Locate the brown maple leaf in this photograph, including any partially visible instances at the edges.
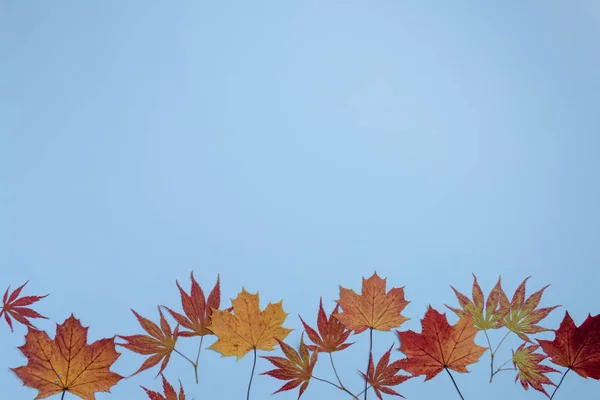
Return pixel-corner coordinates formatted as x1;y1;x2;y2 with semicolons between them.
11;314;122;400
142;374;186;400
446;274;509;331
208;288;292;360
500;277;559;342
396;306;487;380
163;272;220;337
261;334;318;399
512;343;557;397
118;306;179;377
360;345;411;400
299;297;353;353
538;311;600;379
1;280;48;332
335;272;409;334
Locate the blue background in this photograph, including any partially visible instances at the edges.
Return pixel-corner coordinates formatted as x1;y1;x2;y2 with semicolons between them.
1;1;599;399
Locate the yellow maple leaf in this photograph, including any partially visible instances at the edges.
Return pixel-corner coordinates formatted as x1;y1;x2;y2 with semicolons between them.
208;288;292;360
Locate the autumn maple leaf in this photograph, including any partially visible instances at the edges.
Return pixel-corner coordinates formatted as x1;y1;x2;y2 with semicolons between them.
512;343;557;397
163;272;220;337
118;306;179;377
360;345;411;400
261;334;318;399
142;374;186;400
500;277;559;342
1;280;48;332
335;272;409;334
538;311;600;379
299;297;353;353
11;314;122;400
397;306;486;380
446;274;508;331
208;288;292;360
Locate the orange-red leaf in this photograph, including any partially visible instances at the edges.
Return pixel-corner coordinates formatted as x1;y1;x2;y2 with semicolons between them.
141;374;186;400
512;343;557;397
335;272;409;334
396;307;486;380
299;297;353;353
446;274;508;330
163;273;220;337
118;307;179;377
261;334;318;399
11;314;122;400
360;346;411;400
1;281;48;332
500;277;559;342
538;311;600;379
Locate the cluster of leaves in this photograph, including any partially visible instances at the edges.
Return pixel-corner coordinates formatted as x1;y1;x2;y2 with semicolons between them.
2;273;600;400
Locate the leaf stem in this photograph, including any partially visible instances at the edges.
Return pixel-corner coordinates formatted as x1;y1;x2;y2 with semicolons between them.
247;347;257;400
329;352;345;388
550;367;571;400
493;330;510;354
312;376;360;400
445;367;464;400
173;348;195;366
491;357;515;378
483;329;495;383
61;391;65;400
364;328;373;400
193;335;204;384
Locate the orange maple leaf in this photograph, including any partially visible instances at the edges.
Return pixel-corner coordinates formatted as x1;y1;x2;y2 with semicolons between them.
261;334;318;399
208;288;292;360
299;297;353;353
396;306;486;380
118;307;179;377
163;272;220;337
512;343;557;397
142;374;187;400
446;274;509;330
538;311;600;379
500;277;559;342
335;272;409;334
360;345;411;400
11;314;122;400
1;280;48;332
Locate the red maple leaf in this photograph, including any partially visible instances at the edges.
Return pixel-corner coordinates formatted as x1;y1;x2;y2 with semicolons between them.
360;346;411;400
397;306;486;380
261;335;318;399
163;273;220;337
11;315;122;400
538;311;600;379
512;343;557;397
118;307;179;377
299;297;353;353
1;281;48;331
142;374;187;400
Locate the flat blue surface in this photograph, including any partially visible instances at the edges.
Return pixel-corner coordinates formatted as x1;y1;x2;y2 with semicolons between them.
1;1;599;399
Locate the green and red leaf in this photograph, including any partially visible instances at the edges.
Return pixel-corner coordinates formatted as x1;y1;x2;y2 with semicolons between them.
512;343;557;397
500;277;559;342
